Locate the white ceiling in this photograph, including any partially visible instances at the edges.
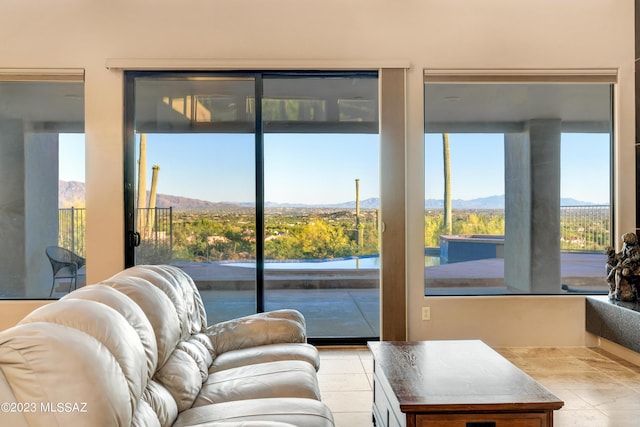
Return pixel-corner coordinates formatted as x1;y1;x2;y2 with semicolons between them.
0;80;612;134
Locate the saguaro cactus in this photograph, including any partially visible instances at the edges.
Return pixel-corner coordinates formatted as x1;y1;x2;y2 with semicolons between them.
355;178;363;250
443;133;452;235
137;133;148;237
146;165;160;238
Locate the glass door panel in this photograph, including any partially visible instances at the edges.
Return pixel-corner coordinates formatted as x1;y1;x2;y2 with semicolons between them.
128;75;257;322
126;71;381;340
262;74;380;339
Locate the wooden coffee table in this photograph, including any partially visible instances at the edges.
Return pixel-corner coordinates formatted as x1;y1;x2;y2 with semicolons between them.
368;340;564;427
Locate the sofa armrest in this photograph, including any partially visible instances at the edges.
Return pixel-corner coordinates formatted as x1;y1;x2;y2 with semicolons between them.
195;423;299;427
206;309;307;355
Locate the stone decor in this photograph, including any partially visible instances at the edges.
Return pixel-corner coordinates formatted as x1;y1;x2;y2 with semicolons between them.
606;232;640;301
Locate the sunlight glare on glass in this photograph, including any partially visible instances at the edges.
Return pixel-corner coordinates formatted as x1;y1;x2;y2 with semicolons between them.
59;133;85;183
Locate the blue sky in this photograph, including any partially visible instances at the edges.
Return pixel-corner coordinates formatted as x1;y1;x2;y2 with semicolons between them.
425;132;610;204
60;131;610;205
59;133;380;205
59;133;85;182
140;133;380;204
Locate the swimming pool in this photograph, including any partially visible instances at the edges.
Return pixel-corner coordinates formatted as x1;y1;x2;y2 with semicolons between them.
225;255;440;270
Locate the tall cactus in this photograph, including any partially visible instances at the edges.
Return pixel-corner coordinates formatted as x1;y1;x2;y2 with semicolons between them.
355;178;362;251
443;133;452;235
137;134;148;237
147;165;160;238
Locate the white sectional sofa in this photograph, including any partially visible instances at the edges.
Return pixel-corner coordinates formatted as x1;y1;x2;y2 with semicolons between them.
0;265;335;427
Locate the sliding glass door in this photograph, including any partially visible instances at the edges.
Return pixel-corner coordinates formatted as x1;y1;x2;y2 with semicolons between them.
125;75;258;319
125;71;380;341
261;74;380;340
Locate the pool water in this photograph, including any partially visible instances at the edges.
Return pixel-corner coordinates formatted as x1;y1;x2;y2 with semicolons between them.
226;255;440;270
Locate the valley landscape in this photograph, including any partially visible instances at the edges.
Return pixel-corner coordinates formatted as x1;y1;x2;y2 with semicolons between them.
59;181;609;263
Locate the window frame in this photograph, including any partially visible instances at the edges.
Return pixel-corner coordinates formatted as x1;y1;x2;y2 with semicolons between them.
423;69;616;296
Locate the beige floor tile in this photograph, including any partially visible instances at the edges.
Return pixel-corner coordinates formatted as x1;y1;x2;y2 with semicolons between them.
558;346;612;359
332;411;374;427
554;409;609;427
321;390;373;413
507;347;570;358
359;355;374;374
318;346;640;427
515;356;599;374
613;374;640;390
318;373;372;391
572;387;640;410
366;372;374;389
550;389;593;410
580;358;640;375
592;349;640;372
531;370;627;390
492;347;520;359
357;349;373;359
595;409;640;425
319;358;368;374
318;348;363;360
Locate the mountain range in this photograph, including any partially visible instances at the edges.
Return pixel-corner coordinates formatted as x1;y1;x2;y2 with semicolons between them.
59;181;598;210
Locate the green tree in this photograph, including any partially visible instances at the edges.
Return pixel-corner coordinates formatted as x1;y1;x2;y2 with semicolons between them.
424;213;445;247
265;219;354;260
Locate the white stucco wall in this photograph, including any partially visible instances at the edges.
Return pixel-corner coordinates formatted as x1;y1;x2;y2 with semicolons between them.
0;0;634;346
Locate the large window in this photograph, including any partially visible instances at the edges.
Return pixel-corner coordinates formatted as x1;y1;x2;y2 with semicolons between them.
424;78;612;295
125;71;380;341
0;75;85;298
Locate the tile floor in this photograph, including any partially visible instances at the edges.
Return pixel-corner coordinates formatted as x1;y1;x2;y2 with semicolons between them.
317;346;640;427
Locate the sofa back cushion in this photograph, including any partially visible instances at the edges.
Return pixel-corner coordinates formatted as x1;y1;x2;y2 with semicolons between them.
111;265;207;337
61;284;158;382
19;299;149;415
0;265;212;427
101;275;181;368
0;322;135;426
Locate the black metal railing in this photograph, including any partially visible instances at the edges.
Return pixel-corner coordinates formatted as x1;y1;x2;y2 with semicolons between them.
135;207;173;264
58;204;610;262
58;207;173;262
560;205;610;252
58;207;86;257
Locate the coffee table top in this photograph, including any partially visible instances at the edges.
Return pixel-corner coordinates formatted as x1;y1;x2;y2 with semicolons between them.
368;340;564;413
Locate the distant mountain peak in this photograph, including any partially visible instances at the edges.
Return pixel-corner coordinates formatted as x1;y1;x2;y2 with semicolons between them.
59;182;599;211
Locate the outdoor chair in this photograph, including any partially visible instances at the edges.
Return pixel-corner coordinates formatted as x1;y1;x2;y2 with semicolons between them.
45;246;86;297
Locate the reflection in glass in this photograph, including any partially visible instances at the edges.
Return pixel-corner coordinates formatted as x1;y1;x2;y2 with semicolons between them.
262;74;380;339
131;76;257;322
127;72;381;338
0;81;85;298
424;83;612;295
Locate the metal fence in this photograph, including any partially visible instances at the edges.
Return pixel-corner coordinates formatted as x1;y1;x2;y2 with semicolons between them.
135;207;173;264
560;205;610;252
59;204;611;260
58;207;173;262
58;207;86;257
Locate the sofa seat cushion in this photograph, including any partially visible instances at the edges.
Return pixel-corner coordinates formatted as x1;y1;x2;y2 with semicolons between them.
194;361;321;406
207;316;306;356
209;343;320;374
178;423;299;427
173;398;334;427
137;380;179;427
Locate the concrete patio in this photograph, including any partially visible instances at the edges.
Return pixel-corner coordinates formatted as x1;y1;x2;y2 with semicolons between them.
176;252;608;338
